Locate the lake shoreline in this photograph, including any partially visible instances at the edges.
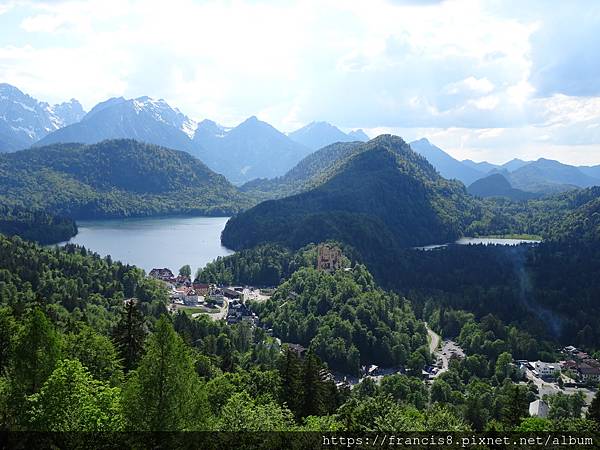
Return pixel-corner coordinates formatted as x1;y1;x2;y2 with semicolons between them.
47;212;235;246
57;216;234;275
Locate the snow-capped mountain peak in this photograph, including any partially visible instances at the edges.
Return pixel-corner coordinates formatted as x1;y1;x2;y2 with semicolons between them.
130;96;197;139
0;83;85;152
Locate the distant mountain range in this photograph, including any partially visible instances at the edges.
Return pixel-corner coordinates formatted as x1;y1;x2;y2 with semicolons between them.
288;121;368;150
0;84;373;184
240;141;362;200
409;138;484;185
409;137;600;195
192;116;313;184
0;83;84;151
2;83;600;191
35;96;198;155
503;158;599;193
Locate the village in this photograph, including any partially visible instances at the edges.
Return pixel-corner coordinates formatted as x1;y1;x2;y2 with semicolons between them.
426;335;599;419
516;346;600;418
148;266;270;326
148;243;346;327
147;245;599;420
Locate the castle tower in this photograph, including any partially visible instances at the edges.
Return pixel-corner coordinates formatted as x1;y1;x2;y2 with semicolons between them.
316;244;342;273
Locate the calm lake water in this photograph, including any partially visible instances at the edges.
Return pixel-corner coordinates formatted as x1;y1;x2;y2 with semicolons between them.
455;237;541;246
415;237;541;251
62;216;234;274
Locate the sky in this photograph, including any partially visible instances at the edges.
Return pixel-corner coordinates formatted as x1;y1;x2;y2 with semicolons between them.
0;0;599;165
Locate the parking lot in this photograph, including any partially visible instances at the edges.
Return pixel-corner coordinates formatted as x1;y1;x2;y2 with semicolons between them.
432;340;466;378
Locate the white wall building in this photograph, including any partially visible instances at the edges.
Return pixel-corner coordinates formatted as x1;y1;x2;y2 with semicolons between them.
534;361;560;378
529;400;549;418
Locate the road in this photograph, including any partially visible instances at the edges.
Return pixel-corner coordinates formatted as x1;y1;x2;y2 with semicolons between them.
426;323;467;379
426;323;441;354
208;299;228;321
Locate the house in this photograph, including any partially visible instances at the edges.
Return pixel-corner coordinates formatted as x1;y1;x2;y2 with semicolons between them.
222;287;243;299
574;351;590;361
529;400;549;418
226;300;256;325
149;268;175;281
207;294;226;306
175;275;191;286
560;360;578;371
578;363;600;382
563;345;577;355
582;358;600;368
534;361;560;378
363;365;379;376
171;287;202;306
192;283;211;296
317;244;343;273
182;289;202;306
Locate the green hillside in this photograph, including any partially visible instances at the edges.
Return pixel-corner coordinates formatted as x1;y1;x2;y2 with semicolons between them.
240;141;362;200
0;139;251;219
467;173;537;201
223;135;480;269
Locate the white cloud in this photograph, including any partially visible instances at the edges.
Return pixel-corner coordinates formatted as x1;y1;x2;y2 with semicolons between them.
21;13;67;32
0;4;14;15
0;0;599;163
470;95;500;110
445;76;495;95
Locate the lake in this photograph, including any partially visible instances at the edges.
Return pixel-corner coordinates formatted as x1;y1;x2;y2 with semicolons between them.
61;216;234;274
414;236;541;251
455;237;541;246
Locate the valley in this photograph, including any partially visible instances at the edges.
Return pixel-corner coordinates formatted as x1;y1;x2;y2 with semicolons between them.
2;0;600;444
1;85;600;438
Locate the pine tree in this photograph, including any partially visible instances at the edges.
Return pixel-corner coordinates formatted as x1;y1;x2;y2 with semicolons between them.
278;347;304;418
122;316;204;431
302;350;326;417
499;382;529;428
112;300;146;372
13;309;60;394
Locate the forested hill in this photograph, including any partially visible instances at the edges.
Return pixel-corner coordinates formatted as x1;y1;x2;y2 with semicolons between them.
467;173;537;201
240;141;362;200
547;188;600;243
222;135;480;264
0;139;251;219
0;204;77;244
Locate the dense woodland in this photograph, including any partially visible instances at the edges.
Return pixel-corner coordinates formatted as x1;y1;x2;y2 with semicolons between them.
0;139;251;221
0;204;77;244
0;235;598;435
222;136;600;351
252;266;429;375
1;135;600;436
